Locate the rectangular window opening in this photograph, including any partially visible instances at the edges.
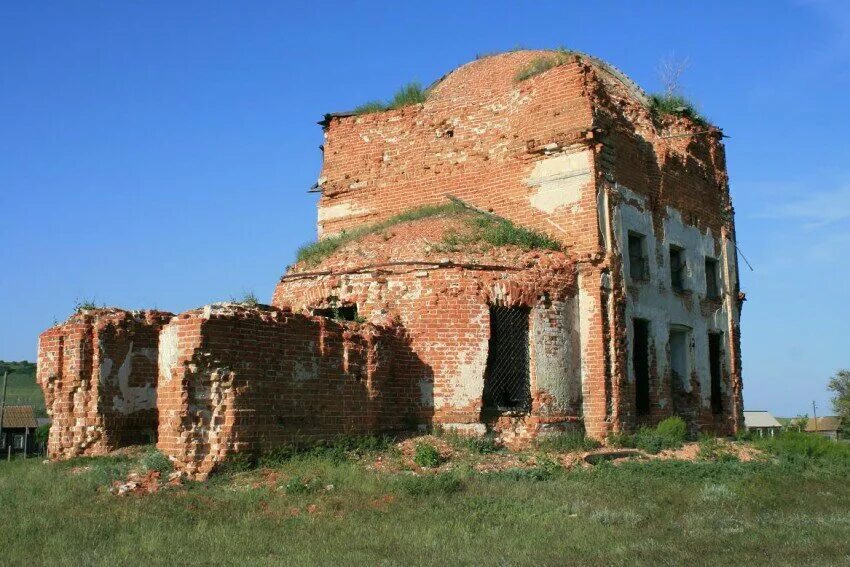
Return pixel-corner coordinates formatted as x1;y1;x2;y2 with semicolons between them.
312;305;358;322
669;327;690;388
483;306;530;412
709;332;723;415
669;246;686;292
628;232;648;282
13;435;24;450
633;318;651;415
705;258;720;299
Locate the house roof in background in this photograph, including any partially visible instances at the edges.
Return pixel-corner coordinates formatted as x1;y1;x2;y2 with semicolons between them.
805;416;842;432
1;405;38;429
743;410;782;428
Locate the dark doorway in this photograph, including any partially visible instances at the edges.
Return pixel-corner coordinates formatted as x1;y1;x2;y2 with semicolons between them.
633;319;651;415
709;332;723;414
483;306;530;412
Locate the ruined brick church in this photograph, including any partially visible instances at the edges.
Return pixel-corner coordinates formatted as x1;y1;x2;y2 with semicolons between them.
37;50;744;478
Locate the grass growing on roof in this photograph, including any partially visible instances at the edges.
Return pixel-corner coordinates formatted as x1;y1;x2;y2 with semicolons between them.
295;203;561;266
514;48;577;82
352;82;428;115
648;93;710;126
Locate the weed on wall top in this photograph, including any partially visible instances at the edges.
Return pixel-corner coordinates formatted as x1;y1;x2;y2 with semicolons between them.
295;202;561;267
353;82;428;115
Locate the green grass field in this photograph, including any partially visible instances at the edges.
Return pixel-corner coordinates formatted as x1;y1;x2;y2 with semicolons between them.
0;432;848;566
0;361;45;416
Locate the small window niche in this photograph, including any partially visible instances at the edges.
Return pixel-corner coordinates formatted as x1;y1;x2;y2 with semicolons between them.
628;232;649;282
704;257;720;300
669;245;687;293
312;304;359;322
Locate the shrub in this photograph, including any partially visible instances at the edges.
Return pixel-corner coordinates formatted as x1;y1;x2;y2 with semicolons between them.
140;450;174;475
606;431;636;448
35;423;50;446
648;93;709;126
617;418;688;455
755;431;850;470
697;435;738;463
634;428;666;454
413;443;441;468
86;457;133;487
656;416;687;446
74;298;101;313
535;431;601;453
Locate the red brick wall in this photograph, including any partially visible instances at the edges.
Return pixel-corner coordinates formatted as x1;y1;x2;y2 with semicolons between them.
314;50;743;438
274;222;581;443
156;304;421;478
317;51;600;257
36;309;172;458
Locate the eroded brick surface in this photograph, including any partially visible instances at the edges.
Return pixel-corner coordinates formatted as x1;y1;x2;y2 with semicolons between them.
156;304;420;479
37;309;173;458
37;49;744;474
275;214;580;444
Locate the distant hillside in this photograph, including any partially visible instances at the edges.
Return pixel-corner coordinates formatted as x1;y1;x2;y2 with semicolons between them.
0;361;45;417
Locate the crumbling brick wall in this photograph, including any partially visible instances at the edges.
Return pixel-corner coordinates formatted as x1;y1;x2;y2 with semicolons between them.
589;65;744;436
37;309;173;458
156;304;421;479
317;50;601;257
274;215;581;443
314;50;744;437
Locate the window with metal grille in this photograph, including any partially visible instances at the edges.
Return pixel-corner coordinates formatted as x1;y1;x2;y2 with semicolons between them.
669;245;687;292
628;232;649;281
483;306;530;412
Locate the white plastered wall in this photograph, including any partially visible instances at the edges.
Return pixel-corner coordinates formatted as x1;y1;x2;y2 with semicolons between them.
612;185;739;411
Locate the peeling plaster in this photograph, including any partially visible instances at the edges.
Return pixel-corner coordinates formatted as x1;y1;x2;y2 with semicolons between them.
614;186;735;409
526;150;592;213
158;324;179;384
317;201;373;235
111;341;157;414
532;298;582;414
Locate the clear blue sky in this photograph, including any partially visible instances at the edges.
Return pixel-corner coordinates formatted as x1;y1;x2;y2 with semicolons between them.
2;1;848;417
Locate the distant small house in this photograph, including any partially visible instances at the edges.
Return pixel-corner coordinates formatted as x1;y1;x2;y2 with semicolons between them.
0;405;39;456
805;416;843;440
743;410;783;437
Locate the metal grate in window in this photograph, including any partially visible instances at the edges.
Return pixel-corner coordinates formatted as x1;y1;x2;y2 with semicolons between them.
483;306;531;412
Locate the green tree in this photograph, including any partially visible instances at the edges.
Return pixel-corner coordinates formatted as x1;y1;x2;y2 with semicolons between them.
827;369;850;435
